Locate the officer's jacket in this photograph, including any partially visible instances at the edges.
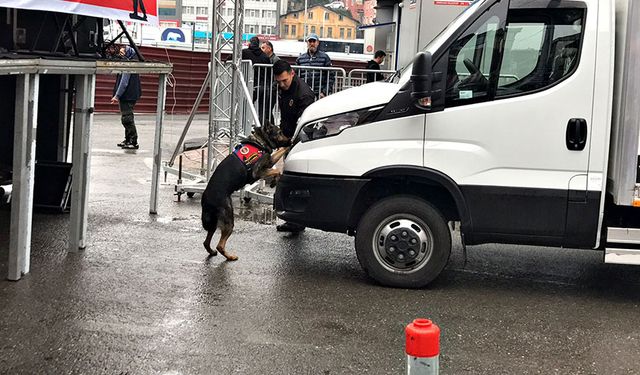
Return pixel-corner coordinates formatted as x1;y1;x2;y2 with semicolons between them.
278;75;316;139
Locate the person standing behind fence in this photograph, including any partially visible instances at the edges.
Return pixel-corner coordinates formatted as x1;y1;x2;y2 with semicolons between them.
110;45;142;150
261;41;280;64
242;36;271;80
272;60;315;233
260;41;280;124
366;50;387;83
296;33;333;98
242;36;271;125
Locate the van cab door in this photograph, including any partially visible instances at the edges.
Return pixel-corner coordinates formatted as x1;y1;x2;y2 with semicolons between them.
424;0;598;247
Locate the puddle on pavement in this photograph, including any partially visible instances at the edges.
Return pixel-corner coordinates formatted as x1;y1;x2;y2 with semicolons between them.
140;197;277;226
136;215;199;224
235;197;278;225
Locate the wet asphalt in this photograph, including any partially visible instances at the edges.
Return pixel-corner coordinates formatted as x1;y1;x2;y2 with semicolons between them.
1;114;640;374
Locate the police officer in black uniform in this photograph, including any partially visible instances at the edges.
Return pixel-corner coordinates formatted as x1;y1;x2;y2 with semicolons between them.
272;60;315;232
273;60;315;140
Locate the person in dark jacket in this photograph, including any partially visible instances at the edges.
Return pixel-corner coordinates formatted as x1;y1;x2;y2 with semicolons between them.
242;36;271;81
260;40;280;124
261;41;280;64
242;36;271;125
110;45;142;149
296;33;333;98
366;50;387;83
273;60;315;232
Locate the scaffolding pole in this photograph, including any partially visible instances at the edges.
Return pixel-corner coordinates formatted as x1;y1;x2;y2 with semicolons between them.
171;0;246;197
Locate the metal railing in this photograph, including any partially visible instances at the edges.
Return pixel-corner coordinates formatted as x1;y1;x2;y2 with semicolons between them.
346;68;396;88
250;63;348;129
235;64;395;143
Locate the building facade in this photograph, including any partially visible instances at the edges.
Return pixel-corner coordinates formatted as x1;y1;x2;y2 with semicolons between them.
181;0;281;36
159;0;183;27
279;5;360;40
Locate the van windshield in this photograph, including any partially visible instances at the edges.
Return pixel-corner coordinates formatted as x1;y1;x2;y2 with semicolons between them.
398;0;487;86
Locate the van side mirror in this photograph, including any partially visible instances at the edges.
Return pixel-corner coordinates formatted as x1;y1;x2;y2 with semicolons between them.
411;52;433;109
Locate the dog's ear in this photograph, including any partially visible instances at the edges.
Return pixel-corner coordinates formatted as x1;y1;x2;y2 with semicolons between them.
253;126;267;140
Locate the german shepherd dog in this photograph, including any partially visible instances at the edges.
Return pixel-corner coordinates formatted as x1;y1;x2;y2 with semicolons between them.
202;123;290;261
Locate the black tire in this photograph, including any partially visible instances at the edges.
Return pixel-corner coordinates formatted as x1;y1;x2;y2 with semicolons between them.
355;196;451;288
187;192;195;198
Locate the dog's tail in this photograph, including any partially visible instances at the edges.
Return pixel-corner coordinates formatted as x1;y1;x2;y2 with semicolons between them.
201;205;219;232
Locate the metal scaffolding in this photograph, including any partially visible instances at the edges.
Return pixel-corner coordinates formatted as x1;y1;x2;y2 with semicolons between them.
168;0;254;197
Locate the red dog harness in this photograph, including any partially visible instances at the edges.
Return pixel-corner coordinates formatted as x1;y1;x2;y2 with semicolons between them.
233;143;265;167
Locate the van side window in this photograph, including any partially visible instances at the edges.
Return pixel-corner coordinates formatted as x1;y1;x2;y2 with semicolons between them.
444;6;505;107
496;9;585;97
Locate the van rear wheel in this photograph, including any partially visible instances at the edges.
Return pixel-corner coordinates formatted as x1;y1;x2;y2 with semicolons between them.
355;196;451;288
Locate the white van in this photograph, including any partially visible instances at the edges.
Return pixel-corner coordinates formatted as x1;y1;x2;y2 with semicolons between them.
275;0;640;288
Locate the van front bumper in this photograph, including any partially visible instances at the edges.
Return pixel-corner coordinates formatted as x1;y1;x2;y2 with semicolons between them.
275;172;369;233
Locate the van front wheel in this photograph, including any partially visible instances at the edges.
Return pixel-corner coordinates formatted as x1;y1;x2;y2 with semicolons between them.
355;196;451;288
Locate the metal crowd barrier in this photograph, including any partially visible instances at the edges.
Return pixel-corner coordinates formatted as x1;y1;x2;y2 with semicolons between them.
224;64;394;152
346;68;397;88
250;63;347;130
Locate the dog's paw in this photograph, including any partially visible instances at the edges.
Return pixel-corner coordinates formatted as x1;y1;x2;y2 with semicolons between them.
204;245;218;257
269;174;282;188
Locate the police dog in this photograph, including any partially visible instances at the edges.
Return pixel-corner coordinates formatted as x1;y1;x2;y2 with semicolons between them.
202;123;290;261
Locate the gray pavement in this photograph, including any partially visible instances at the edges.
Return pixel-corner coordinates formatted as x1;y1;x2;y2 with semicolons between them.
1;114;640;374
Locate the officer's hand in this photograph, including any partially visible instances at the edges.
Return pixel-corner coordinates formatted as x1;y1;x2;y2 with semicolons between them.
319;92;326;99
110;96;119;105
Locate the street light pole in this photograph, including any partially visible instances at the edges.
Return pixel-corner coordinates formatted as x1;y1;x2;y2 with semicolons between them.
304;0;307;40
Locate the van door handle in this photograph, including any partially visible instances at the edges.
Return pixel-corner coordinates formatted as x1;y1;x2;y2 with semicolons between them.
566;118;587;151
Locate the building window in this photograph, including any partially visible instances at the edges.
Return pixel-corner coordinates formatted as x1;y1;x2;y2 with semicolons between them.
292;25;297;35
159;8;176;16
347;28;352;38
196;7;207;15
284;24;289;35
340;28;344;38
183;6;194;14
311;26;316;33
320;26;324;37
327;27;332;37
293;13;298;18
339;15;344;21
308;11;313;19
324;12;330;20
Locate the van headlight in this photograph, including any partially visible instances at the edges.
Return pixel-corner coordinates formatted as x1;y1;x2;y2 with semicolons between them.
298;106;383;143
